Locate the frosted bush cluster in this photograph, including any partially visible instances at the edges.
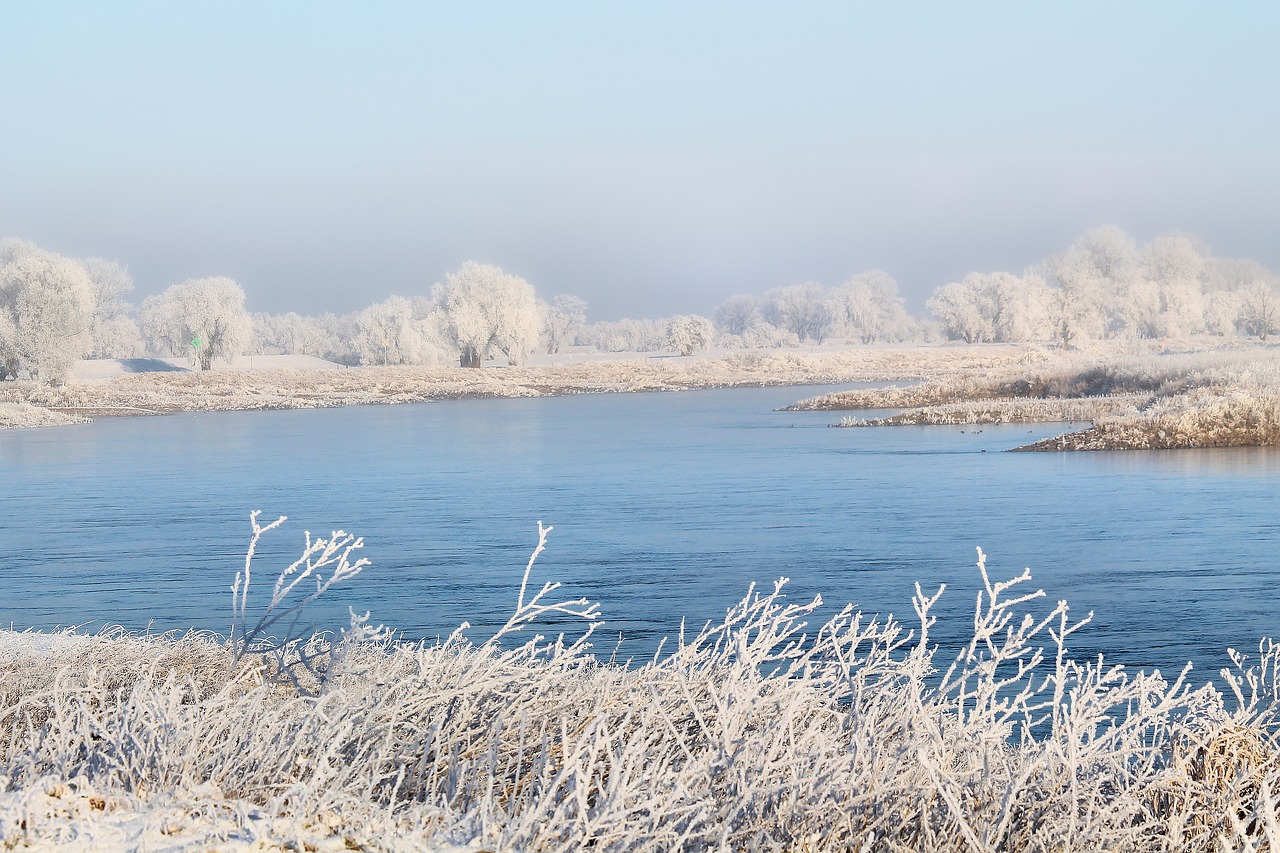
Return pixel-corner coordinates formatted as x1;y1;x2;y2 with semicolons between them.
2;518;1280;850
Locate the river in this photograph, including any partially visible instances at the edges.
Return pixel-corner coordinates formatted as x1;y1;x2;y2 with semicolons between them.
2;384;1277;679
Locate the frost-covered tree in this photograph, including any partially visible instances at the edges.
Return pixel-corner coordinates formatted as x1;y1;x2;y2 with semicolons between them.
578;317;666;352
927;278;994;344
712;295;760;336
352;296;446;365
1237;281;1280;341
1129;233;1206;338
1040;227;1138;348
434;262;540;368
0;242;95;383
829;270;915;344
760;283;831;343
494;289;543;367
141;277;252;370
928;272;1048;344
665;314;714;356
79;257;142;358
542;294;587;354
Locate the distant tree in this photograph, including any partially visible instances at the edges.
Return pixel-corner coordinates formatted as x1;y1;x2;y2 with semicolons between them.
712;295;760;336
1130;233;1206;338
351;296;446;365
830;270;915;344
434;262;540;367
141;277;252;370
1040;227;1138;349
0;244;95;383
760;283;831;343
542;294;587;354
665;314;714;356
1237;281;1280;341
927;278;992;344
928;272;1049;344
578;318;666;352
79;257;141;358
494;289;543;367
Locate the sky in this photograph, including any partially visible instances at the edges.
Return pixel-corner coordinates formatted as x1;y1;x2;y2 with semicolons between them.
1;1;1278;320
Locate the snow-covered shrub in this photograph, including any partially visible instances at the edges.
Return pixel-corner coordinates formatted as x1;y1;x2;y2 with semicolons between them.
3;519;1280;850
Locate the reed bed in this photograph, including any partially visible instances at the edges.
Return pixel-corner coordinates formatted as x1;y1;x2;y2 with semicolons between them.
2;517;1279;850
0;345;1038;428
798;345;1280;450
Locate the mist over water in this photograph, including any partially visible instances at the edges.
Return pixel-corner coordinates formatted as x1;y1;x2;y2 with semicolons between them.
2;384;1276;679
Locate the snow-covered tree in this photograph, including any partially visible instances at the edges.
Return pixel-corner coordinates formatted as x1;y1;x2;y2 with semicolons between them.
928;272;1049;344
351;296;446;365
578;317;666;352
79;257;142;358
0;243;95;383
434;262;540;368
1130;233;1206;338
829;271;916;344
665;314;714;356
712;295;760;336
494;289;543;367
1237;281;1280;341
927;278;992;344
760;283;831;343
542;294;587;354
141;277;252;370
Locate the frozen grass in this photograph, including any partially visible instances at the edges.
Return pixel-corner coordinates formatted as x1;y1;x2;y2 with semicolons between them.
797;344;1280;450
838;394;1147;427
3;518;1280;850
0;402;91;430
0;345;1040;429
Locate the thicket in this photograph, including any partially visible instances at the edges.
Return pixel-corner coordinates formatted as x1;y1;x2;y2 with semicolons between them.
2;515;1280;850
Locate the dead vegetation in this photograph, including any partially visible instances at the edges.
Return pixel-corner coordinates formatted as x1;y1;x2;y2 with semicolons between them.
2;518;1280;850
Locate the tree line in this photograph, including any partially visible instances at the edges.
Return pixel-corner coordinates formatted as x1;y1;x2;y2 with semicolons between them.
2;227;1278;383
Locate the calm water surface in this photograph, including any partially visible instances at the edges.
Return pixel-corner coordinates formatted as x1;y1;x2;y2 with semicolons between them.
2;384;1277;679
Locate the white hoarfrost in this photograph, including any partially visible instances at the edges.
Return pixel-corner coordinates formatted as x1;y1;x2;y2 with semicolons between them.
141;276;252;370
434;261;541;367
665;314;714;355
2;518;1280;850
0;241;95;383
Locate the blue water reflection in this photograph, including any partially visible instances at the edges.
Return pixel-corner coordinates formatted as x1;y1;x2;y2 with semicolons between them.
1;384;1276;681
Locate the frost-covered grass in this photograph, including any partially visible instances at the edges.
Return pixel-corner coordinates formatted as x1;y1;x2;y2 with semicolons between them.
798;344;1280;450
838;394;1146;427
0;402;91;430
0;345;1038;429
3;517;1280;851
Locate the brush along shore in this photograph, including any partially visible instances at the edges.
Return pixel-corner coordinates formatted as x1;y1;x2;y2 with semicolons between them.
789;345;1280;451
0;346;1038;430
1;515;1279;852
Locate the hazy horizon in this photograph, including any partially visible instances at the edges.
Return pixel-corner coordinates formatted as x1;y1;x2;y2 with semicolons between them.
2;2;1277;320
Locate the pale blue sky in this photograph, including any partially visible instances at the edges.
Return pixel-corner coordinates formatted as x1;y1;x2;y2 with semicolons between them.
2;1;1277;318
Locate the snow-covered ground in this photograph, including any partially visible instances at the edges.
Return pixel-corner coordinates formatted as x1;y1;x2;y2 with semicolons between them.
1;539;1278;851
0;345;1038;429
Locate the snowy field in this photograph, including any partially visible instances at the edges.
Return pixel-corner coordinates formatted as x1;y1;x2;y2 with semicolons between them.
1;518;1279;851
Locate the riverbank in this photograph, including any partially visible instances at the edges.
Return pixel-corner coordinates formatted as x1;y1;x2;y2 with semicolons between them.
0;345;1037;430
1;547;1276;851
789;344;1280;451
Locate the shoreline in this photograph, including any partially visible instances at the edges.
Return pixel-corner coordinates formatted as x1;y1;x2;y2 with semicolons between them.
0;345;1039;431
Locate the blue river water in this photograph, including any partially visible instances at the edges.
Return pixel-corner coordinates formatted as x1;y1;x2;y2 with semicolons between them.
1;384;1277;680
